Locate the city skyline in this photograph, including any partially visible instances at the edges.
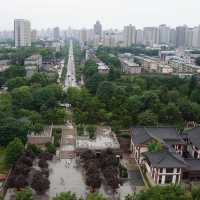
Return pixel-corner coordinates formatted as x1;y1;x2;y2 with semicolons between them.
0;0;200;30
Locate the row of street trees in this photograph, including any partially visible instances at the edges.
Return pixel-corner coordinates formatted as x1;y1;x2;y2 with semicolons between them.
67;52;200;132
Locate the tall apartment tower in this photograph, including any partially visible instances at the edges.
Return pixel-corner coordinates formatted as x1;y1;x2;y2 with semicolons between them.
159;24;170;44
14;19;31;47
143;27;159;46
176;26;187;48
53;27;60;41
123;24;136;47
94;21;102;36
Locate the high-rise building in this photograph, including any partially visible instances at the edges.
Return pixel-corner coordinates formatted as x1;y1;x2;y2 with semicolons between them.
192;26;200;48
31;29;37;43
136;29;143;45
53;27;60;41
80;28;87;44
123;24;136;47
185;28;194;48
14;19;31;47
143;27;159;46
169;29;176;46
159;24;170;44
176;26;187;47
94;21;102;36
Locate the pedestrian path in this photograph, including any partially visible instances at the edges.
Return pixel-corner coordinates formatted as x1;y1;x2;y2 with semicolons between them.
60;124;76;159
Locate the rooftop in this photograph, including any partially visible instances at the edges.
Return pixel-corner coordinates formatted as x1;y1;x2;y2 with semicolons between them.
131;127;184;146
25;54;42;61
28;125;53;137
76;127;120;150
184;127;200;149
144;150;187;168
97;62;109;70
121;59;140;67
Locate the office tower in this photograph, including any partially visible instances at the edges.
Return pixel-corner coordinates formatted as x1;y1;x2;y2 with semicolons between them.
123;24;136;47
136;29;143;44
176;26;187;47
53;27;60;41
31;29;37;43
169;29;176;46
14;19;31;47
94;21;102;36
159;24;170;44
143;27;159;46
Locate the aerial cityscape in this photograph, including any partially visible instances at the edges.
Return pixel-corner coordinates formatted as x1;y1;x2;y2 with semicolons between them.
1;0;200;200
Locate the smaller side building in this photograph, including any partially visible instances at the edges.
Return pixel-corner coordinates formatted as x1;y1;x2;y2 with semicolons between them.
0;60;10;72
120;59;141;74
24;54;42;77
27;125;53;147
97;62;110;74
76;126;120;156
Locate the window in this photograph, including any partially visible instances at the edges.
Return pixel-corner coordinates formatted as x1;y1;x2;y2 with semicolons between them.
166;168;174;173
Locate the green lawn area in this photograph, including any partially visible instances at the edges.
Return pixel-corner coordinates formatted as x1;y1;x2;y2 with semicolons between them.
0;148;8;174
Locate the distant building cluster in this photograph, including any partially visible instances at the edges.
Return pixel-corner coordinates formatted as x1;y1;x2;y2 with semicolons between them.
118;51;200;76
2;20;200;49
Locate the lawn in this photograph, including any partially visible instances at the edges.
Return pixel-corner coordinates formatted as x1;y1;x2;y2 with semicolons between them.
0;148;8;174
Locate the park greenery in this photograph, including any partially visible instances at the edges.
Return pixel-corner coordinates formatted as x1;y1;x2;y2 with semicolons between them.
125;184;200;200
53;192;108;200
0;46;66;64
0;66;69;146
96;45;159;58
16;184;200;200
15;188;33;200
67;46;200;132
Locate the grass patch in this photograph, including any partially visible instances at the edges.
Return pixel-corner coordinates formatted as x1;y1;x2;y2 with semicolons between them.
0;148;9;174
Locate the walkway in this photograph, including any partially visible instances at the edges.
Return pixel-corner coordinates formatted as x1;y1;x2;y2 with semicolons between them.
121;154;145;193
59;123;76;159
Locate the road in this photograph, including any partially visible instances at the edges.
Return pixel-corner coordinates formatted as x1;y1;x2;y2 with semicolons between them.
64;40;77;89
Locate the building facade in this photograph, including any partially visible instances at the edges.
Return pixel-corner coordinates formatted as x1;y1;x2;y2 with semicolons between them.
14;19;31;47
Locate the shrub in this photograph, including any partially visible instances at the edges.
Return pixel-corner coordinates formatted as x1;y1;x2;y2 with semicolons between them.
6;138;24;166
46;143;56;154
77;124;84;136
38;159;48;169
31;171;50;194
39;152;53;161
26;144;42;156
16;187;33;200
86;125;96;139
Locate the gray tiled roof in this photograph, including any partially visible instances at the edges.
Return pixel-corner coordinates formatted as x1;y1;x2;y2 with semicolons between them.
131;127;184;146
143;151;187;168
131;127;152;145
185;159;200;171
184;127;200;149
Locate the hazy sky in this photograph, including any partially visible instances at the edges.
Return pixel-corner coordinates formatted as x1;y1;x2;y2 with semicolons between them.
0;0;199;30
